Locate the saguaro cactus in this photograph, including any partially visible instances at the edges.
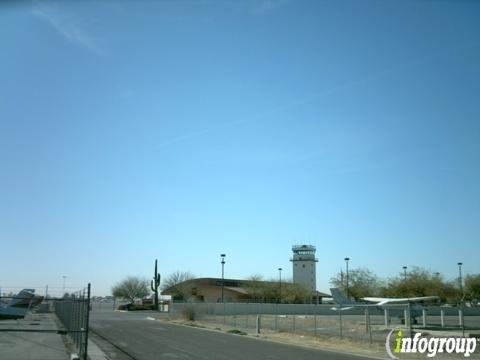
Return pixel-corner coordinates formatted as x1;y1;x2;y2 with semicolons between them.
151;259;161;310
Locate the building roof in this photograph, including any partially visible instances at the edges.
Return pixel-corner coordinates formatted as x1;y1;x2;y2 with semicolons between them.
162;277;329;297
224;287;248;295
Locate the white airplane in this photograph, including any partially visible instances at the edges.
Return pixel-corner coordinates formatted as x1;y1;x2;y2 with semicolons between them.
330;288;439;323
0;289;44;320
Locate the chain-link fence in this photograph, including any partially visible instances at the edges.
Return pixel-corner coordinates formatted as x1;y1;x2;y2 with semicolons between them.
90;298;129;311
169;302;480;345
54;283;91;360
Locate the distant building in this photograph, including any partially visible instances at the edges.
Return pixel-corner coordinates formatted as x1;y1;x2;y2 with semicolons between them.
162;278;250;303
162;277;328;303
290;244;318;292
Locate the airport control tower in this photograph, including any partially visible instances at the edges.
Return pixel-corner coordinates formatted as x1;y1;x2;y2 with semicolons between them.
290;245;318;292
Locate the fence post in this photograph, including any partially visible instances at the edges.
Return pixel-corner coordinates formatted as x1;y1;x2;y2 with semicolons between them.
223;302;226;326
440;308;445;328
384;308;389;327
256;315;261;334
274;303;278;331
80;292;86;359
339;310;343;339
76;294;81;355
292;314;296;333
407;303;412;339
459;306;465;337
364;307;369;333
422;309;427;328
73;296;79;349
404;308;409;329
367;307;372;345
83;283;91;360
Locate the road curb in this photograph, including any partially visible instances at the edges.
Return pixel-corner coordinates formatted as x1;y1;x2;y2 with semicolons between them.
88;337;110;360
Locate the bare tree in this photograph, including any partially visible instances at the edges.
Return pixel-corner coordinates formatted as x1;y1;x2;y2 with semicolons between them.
161;271;195;301
244;274;311;303
111;276;150;303
330;267;383;299
465;274;480;303
385;268;458;303
330;266;460;303
244;274;273;302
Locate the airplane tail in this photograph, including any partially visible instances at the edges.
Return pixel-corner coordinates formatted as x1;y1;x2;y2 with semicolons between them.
0;289;40;319
7;289;36;308
30;295;44;308
330;288;357;306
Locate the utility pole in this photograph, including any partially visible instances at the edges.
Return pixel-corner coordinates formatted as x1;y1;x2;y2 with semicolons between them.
278;268;282;302
344;258;350;299
221;254;226;303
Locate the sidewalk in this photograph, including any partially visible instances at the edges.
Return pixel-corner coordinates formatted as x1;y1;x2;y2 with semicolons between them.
87;337;109;360
0;313;69;360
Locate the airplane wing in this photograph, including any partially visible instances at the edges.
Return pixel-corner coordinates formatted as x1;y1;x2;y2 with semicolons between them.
363;296;439;305
331;306;354;311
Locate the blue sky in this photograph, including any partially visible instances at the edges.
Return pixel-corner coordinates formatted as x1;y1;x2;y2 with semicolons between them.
1;0;479;296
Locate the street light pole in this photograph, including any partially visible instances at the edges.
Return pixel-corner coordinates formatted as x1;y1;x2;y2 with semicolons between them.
62;276;67;297
458;262;464;299
344;257;350;299
221;254;226;303
403;266;407;281
278;268;282;303
458;262;465;337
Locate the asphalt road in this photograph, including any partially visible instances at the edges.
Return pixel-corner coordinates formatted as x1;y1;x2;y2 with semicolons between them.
90;309;378;360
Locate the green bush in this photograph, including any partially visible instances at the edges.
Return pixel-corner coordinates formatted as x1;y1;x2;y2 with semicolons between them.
227;329;247;335
117;304;155;311
131;304;156;311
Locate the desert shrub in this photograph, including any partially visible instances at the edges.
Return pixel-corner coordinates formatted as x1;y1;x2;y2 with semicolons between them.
130;304;155;311
227;329;247;335
118;304;156;311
